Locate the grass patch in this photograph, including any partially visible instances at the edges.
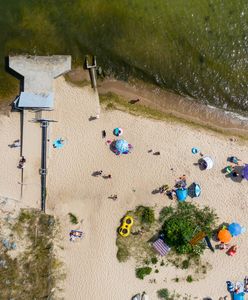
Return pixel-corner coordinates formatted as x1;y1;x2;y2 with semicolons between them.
181;259;190;269
151;257;158;264
68;213;78;224
140;206;155;225
0;209;63;299
186;275;193;283
135;266;152;279
157;288;170;299
116;244;129;262
64;72;90;88
116;206;157;265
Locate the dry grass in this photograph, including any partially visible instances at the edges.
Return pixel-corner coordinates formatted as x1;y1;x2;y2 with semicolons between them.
0;209;64;299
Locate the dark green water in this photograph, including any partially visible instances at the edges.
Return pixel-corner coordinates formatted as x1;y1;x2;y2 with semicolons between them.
1;0;248;114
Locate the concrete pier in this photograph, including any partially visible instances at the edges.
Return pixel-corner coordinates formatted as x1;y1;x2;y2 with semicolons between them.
9;55;71;211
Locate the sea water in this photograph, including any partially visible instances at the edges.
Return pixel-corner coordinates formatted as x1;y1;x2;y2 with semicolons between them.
0;0;247;116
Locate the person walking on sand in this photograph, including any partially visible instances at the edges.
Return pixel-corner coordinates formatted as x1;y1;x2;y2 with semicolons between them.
18;156;26;169
94;170;102;176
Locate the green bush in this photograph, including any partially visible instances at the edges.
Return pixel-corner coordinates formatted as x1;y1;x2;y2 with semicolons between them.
186;275;193;282
106;102;115;110
155;269;159;273
160;260;165;266
117;245;129;262
162;203;218;255
151;257;158;264
159;206;174;222
68;213;78;224
182;259;190;269
141;206;155;225
135;267;152;279
157;288;170;299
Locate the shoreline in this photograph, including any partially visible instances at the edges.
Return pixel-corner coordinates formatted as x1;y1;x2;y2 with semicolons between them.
98;78;248;139
2;66;248;138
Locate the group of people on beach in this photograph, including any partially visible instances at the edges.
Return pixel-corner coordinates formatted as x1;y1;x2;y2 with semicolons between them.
157;175;187;199
225;156;242;178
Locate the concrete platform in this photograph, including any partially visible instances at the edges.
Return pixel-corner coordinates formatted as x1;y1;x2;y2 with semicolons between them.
9;55;71;93
8;55;71;210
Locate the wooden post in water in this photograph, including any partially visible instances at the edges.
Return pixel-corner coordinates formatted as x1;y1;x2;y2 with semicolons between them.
85;55;97;90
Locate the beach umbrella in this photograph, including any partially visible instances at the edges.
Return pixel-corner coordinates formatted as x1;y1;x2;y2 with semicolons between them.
202;156;214;170
191;147;200;154
176;188;188;202
218;229;232;243
242;164;248;180
113;127;123;136
115;139;129;154
228;223;242;237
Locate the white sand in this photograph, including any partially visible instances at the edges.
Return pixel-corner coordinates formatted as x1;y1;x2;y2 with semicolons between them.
1;76;248;299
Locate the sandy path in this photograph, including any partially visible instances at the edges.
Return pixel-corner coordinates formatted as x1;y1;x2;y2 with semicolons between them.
46;77;248;300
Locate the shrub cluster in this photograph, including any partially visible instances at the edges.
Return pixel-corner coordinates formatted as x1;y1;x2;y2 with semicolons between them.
135;267;152;279
161;203;217;255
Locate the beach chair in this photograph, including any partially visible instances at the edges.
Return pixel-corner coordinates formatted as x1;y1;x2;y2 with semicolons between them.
69;230;83;241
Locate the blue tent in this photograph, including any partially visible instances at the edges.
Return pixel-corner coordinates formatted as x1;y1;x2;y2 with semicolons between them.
176;188;188;202
194;184;201;197
114;139;129;154
228;223;242;237
233;292;245;300
188;183;201;197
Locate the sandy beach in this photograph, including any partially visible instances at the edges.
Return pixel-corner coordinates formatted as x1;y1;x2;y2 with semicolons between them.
1;76;248;299
45;77;248;299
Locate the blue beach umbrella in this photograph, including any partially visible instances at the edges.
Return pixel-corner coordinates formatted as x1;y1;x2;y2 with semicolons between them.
228;223;242;237
176;188;188;202
191;147;199;154
115;139;129;154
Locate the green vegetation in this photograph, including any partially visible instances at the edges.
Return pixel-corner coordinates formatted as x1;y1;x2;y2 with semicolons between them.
186;275;193;283
135;267;152;279
116;203;217;279
116;206;157;264
182;259;190;269
157;289;180;300
151;257;158;264
140;206;155;225
157;289;170;299
162;203;218;255
116;244;129;262
0;209;63;299
68;212;78;224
